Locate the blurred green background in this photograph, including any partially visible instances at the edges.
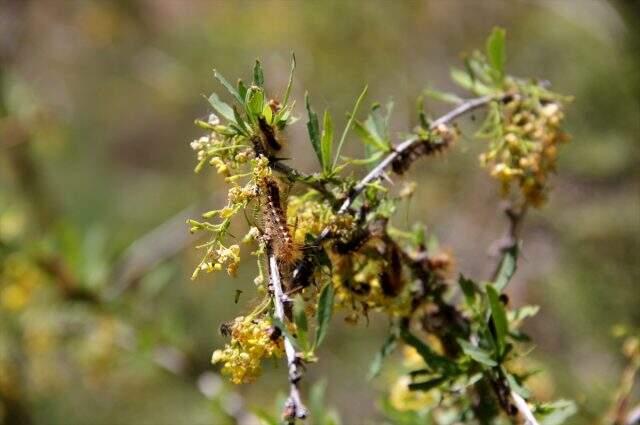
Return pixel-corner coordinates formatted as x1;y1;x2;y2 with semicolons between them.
1;1;638;424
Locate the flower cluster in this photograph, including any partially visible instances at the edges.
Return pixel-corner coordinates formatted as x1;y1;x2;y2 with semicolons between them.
190;113;255;174
192;243;241;278
287;194;344;244
211;316;283;384
479;92;568;206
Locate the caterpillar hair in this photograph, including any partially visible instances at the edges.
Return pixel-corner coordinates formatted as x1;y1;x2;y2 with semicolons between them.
258;116;282;152
261;177;300;272
391;124;456;175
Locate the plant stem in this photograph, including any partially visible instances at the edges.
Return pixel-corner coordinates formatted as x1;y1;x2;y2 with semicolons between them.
269;254;308;422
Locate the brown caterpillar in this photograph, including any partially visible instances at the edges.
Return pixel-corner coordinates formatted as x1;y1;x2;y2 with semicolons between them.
391;124;456;175
261;177;300;274
334;219;386;255
258;116;282;152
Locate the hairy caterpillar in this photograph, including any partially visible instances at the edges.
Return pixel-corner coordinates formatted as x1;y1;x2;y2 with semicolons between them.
258;116;282;152
261;177;300;276
333;219;386;255
391;124;456;175
379;243;404;297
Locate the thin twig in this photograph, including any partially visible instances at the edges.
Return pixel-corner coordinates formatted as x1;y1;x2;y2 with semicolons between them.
315;94;503;243
269;254;308;422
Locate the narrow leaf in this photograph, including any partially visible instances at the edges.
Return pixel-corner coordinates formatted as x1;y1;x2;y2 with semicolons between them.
321;110;334;174
368;328;399;380
232;106;249;136
486;27;506;83
423;87;464;105
253;59;264;87
494;245;518;291
207;93;235;122
282;53;296;106
237;79;248;100
213;68;243;103
450;68;492;95
332;85;368;169
458;274;477;306
457;338;497;367
314;282;335;349
401;328;457;374
408;376;447;392
305;92;323;168
353;118;388;151
486;284;509;357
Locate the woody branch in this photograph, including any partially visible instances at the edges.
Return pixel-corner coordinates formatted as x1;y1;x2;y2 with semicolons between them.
269;254;308;422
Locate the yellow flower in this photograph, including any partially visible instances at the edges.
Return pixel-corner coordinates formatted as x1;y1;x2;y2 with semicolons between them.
211;316;283;384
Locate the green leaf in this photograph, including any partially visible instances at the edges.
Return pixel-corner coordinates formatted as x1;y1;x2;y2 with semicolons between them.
237;79;247;100
450;68;492;95
486;27;506;83
294;296;309;351
408;224;425;248
305;92;323;168
321;110;334;175
486;284;509;357
457;338;497;367
506;371;530;398
232;106;249;136
458;274;477;306
332;85;368;169
245;86;265;118
416;93;430;129
262;102;273;124
494;245;518;291
401;328;457;374
536;400;577;425
282;53;296;106
314;282;335;349
368;327;399;380
340;151;385;166
353;118;388;151
253;59;264;87
408;376;447;392
213;68;243;103
423;87;464;105
207;93;235;122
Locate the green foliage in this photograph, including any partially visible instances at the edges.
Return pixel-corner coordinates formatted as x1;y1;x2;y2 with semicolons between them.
314;282;335;350
185;26;577;423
